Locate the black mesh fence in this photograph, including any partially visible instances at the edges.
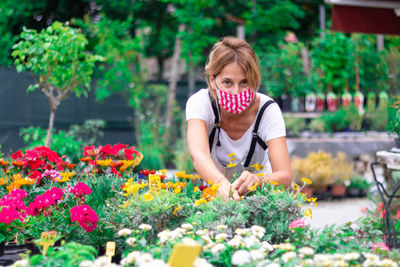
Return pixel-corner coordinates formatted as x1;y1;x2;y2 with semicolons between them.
0;67;207;154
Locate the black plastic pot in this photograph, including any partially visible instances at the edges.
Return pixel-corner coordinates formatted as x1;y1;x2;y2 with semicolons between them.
0;241;4;257
346;188;360;198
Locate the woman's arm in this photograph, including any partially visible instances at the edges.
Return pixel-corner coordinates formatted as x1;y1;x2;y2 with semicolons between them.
187;119;240;200
232;136;292;195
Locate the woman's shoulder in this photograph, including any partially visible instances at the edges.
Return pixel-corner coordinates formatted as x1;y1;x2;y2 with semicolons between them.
257;92;275;104
187;88;210;103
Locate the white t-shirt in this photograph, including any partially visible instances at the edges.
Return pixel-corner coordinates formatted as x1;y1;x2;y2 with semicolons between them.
186;89;286;180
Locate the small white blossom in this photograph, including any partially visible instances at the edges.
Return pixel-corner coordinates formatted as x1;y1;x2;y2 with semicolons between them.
126;237;136;246
273;243;294;251
10;259;29;267
217;224;228;231
381;258;397;267
93;256;113;267
363;253;380;262
200;234;213;244
251;225;266;239
298;247;314;257
261;241;274;252
235;228;250;236
362;259;381;267
79;261;93;267
264;263;281;267
211;243;226;255
136;253;154;266
343;252;360;261
232;250;252;266
227;237;242;248
281;251;297;263
196;230;206;236
181;237;197;246
118;228;132;237
243;237;258;249
139;259;168;267
203;242;215;250
333;253;345;261
215;233;229;243
250;249;265;261
194;257;213;267
181;223;194;230
157;230;171;244
138;223;152;231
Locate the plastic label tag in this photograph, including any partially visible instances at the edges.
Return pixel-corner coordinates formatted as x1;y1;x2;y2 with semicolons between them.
168;243;202;267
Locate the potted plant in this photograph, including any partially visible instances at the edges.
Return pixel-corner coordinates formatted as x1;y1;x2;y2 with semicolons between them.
388;97;400;148
346;175;372;198
331;153;354;198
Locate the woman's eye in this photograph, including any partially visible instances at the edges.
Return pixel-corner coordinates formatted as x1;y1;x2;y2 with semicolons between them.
223;81;232;85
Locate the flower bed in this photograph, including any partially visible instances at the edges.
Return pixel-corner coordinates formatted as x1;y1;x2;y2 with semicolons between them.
0;145;398;266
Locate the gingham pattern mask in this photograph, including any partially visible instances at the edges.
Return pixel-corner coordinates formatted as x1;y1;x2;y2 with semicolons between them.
217;87;255;114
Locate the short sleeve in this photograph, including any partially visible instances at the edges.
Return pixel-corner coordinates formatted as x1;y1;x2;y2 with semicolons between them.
185;89;214;128
259;102;286;141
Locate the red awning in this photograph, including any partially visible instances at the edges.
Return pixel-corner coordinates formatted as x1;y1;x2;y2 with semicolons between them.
327;0;400;35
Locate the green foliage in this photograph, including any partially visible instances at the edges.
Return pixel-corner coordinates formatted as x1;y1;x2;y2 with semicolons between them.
363;105;389;131
283;115;306;136
348;175;372;191
312;31;354;94
28;242;97;267
319;105;361;132
388;98;400;139
12;21;102;97
20;120;105;163
309;117;328;133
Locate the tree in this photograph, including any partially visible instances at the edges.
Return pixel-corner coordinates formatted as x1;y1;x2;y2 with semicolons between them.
12;21;103;147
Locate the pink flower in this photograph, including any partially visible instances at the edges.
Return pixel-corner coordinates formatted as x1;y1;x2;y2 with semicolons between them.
71;182;92;198
70;205;98;232
284;32;298;43
372;242;390;253
0;206;24;224
289;218;306;229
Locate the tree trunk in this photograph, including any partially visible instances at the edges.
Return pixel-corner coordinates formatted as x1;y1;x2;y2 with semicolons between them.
45;109;56;148
165;24;185;146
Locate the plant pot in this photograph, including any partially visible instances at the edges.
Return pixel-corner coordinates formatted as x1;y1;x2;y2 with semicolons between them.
280;94;292;112
313;185;330;200
358;189;367;198
395;138;400;149
301;187;313;198
0;241;4;256
331;184;346;198
346;187;360;198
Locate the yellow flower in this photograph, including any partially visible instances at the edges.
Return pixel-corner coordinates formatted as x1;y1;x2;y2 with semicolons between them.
230;158;237;162
207;180;214;185
194;174;201;179
250;163;264;171
120;160;135;172
292;183;299;191
228;153;235;158
226;162;237;168
301;177;312;185
159;169;167;175
256;173;265;177
143;192;154;202
0;177;8;186
270;181;279;186
194;186;199;192
173;206;182;215
174;187;182;194
194;198;207;206
121;201;130;208
57;171;75;182
304;208;313;219
174;171;187;179
96;158;112;167
248;182;258;191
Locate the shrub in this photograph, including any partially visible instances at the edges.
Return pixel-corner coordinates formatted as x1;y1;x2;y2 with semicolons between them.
283;115;307;136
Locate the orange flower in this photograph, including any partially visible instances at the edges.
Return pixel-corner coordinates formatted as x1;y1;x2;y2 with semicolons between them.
80;157;92;163
0;177;8;185
0;159;9;167
202;187;217;200
12;160;26;168
110;161;124;168
67;163;77;169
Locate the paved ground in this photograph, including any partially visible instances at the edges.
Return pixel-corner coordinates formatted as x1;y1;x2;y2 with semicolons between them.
304;197;376;229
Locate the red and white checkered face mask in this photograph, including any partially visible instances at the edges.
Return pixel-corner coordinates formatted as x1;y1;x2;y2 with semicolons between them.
217;87;255;114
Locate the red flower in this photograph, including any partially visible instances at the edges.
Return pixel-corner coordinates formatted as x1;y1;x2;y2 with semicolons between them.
28;159;44;170
198;185;209;191
71;182;92;198
11;150;23;160
140;170;157;177
377;202;384;212
28;170;42;180
111;167;121;177
124;147;138;160
83;146;96;157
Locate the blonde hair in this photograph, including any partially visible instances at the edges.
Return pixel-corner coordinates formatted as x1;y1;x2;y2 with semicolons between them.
205;36;261;100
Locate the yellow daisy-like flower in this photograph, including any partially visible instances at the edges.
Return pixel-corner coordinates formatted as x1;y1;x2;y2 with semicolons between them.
57;171;76;183
226;162;237;168
173;206;182;215
301;177;312;185
159;169;167;175
174;170;187;179
270;181;279;186
121;201;130;208
304;208;313;219
0;177;8;186
194;186;199;192
120;160;135;172
230;157;237;162
96;158;113;167
256;173;265;177
207;180;214;185
227;153;235;158
250;163;264;171
194;198;207;206
143;192;154;202
292;183;299;191
248;182;258;191
174;187;182;194
194;174;201;179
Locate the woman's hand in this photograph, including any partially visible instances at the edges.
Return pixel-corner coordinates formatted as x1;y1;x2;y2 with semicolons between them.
232;171;262;196
217;179;241;201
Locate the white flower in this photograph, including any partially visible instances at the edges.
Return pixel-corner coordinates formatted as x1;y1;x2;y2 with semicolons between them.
79;261;93;267
363;253;380;262
227;237;242;248
138;223;152;231
211;243;226;255
334;260;348;267
203;242;215;250
302;259;315;266
196;230;206;236
298;247;314;257
344;252;360;261
136;253;154;266
181;223;194;230
261;241;274;252
120;251;141;265
194;257;213;267
251;225;266;239
362;259;381;267
273;243;294;251
264;263;281;267
232;250;252;266
181;237;198;246
217;225;228;231
250;249;265;261
215;233;229;243
314;254;332;262
281;251;297;263
381;259;397;267
200;234;213;244
243;237;259;249
139;259;169;267
235;228;250;236
333;253;345;261
93;256;112;266
10;259;29;267
170;228;185;240
118;228;132;237
157;230;171;244
126;237;136;246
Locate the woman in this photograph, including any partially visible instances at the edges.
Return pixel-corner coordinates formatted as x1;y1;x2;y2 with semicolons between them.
186;37;291;201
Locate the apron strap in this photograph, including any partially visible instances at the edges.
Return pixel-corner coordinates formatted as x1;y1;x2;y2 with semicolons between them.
209;92;221;153
244;100;276;167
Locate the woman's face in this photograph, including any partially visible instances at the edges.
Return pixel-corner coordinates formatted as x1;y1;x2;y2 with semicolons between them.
212;62;249;94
